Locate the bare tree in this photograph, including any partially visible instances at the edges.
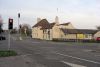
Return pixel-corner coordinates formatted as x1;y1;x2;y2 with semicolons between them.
20;23;31;36
10;27;17;34
97;26;100;30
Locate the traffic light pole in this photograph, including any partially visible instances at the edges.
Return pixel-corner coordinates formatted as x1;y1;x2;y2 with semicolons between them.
8;30;11;50
8;18;13;50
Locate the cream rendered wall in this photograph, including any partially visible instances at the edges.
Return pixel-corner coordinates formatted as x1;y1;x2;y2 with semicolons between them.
41;29;53;40
49;29;53;40
32;23;75;40
68;23;75;29
43;29;48;40
59;23;75;29
32;29;34;38
84;34;93;39
60;31;77;39
32;27;53;40
52;23;75;39
42;29;52;40
94;31;100;38
38;29;43;39
32;27;38;38
77;34;84;39
66;34;77;39
32;27;43;39
52;26;61;39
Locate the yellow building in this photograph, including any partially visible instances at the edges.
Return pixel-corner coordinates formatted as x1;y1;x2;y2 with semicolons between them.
60;29;98;41
94;31;100;39
32;19;50;40
32;17;98;41
32;16;75;40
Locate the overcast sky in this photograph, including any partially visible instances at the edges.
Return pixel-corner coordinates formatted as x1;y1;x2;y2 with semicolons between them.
0;0;100;29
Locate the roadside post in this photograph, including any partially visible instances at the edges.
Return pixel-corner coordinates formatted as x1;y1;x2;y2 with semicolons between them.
18;13;22;40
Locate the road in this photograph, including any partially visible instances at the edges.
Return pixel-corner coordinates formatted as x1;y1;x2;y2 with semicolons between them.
0;34;100;67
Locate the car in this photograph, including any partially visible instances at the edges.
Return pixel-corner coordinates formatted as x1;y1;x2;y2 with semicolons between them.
0;36;6;40
96;37;100;42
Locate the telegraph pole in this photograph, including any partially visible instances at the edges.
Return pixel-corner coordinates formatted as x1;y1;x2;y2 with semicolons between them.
57;8;58;13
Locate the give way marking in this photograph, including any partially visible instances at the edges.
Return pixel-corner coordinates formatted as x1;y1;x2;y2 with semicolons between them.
55;52;100;65
62;61;86;67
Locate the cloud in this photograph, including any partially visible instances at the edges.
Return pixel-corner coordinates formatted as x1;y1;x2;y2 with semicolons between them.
1;0;100;29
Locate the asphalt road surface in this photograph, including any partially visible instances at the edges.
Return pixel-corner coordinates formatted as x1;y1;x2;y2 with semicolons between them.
0;34;100;67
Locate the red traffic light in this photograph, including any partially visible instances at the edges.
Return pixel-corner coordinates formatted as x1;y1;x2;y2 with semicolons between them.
9;18;13;23
8;18;13;29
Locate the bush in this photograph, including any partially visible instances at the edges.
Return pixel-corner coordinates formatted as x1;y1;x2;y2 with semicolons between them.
0;50;17;57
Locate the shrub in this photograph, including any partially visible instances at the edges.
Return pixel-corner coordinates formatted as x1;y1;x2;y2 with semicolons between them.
0;50;17;57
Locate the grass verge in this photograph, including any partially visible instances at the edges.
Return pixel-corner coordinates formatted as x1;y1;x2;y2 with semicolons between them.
0;50;17;57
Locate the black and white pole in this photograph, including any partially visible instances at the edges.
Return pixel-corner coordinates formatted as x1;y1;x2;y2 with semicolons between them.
18;13;22;40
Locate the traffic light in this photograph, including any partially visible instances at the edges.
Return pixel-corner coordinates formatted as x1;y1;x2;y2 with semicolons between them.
8;18;13;29
19;24;22;29
18;13;20;18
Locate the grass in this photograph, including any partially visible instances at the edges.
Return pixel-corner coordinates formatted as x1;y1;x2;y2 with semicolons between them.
0;50;17;57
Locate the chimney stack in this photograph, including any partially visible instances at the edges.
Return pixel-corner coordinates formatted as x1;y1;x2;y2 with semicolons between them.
37;18;41;23
55;16;59;24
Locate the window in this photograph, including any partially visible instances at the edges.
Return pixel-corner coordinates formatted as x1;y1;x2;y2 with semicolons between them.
85;34;92;38
43;30;46;33
48;30;50;35
85;35;88;38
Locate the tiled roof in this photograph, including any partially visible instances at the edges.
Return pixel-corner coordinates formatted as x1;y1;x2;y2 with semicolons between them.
60;29;79;34
32;19;50;29
32;19;56;29
32;18;72;29
77;29;98;34
60;22;70;25
49;23;56;29
60;28;98;34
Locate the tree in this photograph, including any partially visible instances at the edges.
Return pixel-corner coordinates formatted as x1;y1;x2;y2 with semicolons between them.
10;27;17;34
0;15;3;34
97;26;100;30
20;23;31;36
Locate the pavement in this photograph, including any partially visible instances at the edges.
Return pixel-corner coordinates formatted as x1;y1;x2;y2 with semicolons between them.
0;33;100;67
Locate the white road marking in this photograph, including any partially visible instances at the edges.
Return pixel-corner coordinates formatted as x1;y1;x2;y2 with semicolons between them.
50;42;65;45
55;52;100;65
62;61;86;67
10;36;17;40
11;37;17;40
20;54;32;56
32;42;40;43
95;55;100;57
